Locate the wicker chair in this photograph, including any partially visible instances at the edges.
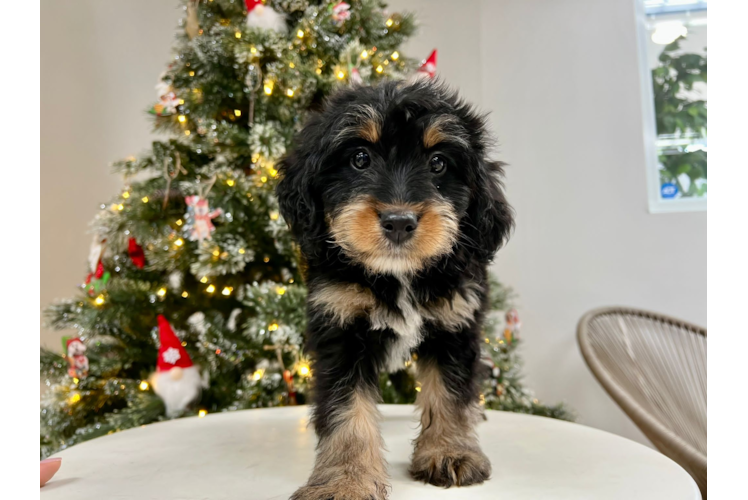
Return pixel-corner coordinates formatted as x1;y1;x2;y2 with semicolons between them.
577;307;706;498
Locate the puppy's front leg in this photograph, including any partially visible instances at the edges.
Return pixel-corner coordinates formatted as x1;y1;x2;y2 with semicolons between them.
292;324;389;500
410;332;491;487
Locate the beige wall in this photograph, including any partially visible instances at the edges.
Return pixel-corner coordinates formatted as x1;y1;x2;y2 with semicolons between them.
41;0;177;348
41;0;706;446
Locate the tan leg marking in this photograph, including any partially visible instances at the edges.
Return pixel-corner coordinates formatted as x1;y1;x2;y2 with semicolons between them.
292;388;389;500
410;361;491;487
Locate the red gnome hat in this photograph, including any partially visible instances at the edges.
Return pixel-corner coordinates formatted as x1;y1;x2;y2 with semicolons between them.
245;0;262;13
157;315;193;372
418;49;438;79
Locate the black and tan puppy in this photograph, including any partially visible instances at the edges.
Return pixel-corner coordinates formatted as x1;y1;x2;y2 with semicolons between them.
276;79;513;500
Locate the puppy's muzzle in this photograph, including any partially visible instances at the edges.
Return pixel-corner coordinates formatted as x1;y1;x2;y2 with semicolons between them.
380;210;418;245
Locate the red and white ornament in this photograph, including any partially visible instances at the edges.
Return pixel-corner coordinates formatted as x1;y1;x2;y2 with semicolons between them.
184;195;222;242
417;49;438;79
245;0;286;33
151;315;208;417
65;338;89;379
350;67;363;85
331;2;351;26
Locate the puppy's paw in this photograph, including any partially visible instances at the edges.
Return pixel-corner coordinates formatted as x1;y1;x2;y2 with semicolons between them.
410;447;491;488
290;475;389;500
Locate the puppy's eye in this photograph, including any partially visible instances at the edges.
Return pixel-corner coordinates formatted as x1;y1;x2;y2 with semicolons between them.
429;155;447;174
350;150;371;170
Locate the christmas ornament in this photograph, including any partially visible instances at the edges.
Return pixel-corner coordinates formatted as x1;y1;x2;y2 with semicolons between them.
245;0;287;33
64;337;89;379
417;49;437;79
85;260;111;296
128;237;146;269
88;235;106;273
331;2;351;26
150;71;180;117
350;67;363;85
184;195;222;242
151;315;208;417
504;308;521;344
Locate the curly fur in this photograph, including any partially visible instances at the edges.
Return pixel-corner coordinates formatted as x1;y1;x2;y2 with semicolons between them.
277;79;513;499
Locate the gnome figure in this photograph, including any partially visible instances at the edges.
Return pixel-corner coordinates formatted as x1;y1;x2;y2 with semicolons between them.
151;315;207;417
65;338;89;379
417;49;438;79
245;0;286;33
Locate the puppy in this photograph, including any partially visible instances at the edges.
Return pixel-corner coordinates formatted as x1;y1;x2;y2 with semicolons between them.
277;79;513;500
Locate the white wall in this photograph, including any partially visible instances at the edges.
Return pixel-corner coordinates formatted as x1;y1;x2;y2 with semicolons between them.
479;0;707;445
41;0;178;348
41;0;706;446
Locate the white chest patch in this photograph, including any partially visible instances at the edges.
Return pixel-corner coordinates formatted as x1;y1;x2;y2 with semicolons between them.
308;279;482;372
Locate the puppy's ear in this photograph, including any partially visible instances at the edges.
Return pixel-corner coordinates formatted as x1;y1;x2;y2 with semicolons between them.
276;127;325;254
465;160;514;261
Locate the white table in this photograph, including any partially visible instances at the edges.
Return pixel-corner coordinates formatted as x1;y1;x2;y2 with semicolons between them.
42;405;699;499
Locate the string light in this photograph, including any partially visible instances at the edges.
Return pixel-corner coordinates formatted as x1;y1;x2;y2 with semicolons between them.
189;71;195;77
226;179;235;186
116;204;124;211
184;130;191;136
286;88;295;97
260;176;268;183
94;294;105;306
298;364;310;377
139;380;149;391
233;110;241;117
252;369;264;381
68;393;81;404
415;384;422;393
181;341;187;347
175;238;184;247
270;211;279;220
289;62;295;68
289;278;294;284
268;166;278;177
157;288;167;297
181;291;189;298
263;256;270;263
263;80;274;95
268;323;279;331
238;248;246;254
376;65;384;73
360;50;369;59
235;31;242;38
176;219;183;226
178;98;185;104
198;409;208;418
200;276;208;283
178;115;187;123
336;70;346;80
122;191;130;199
250;46;257;54
315;68;322;75
206;284;216;293
221;286;233;296
391;51;400;60
276;286;286;295
386;18;394;27
212;248;220;257
215;349;222;354
296;29;305;38
141;196;149;203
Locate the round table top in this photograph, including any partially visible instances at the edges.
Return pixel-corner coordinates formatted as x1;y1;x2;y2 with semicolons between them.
42;405;699;500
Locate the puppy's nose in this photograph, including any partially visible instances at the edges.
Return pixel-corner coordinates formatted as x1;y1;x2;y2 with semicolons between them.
380;211;418;244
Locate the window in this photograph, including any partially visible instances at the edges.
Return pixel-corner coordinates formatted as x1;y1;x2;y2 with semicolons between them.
635;0;707;213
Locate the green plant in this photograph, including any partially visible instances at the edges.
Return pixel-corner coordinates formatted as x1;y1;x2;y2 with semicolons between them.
651;37;707;197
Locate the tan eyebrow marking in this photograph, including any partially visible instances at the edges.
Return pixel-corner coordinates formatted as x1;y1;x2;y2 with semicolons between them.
423;115;470;149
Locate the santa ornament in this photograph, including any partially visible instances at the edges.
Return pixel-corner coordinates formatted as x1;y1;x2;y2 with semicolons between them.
64;337;89;379
151;315;207;417
184;195;222;242
245;0;286;33
331;2;351;26
417;49;438;79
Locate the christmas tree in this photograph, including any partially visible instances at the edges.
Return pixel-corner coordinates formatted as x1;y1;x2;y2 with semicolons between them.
41;0;571;459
